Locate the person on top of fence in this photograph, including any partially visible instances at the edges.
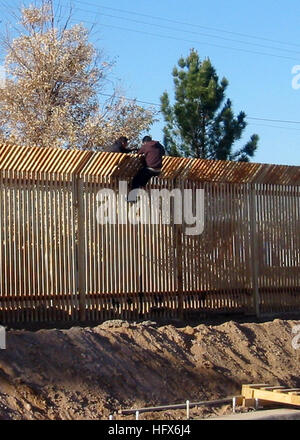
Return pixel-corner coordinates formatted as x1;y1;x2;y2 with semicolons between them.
104;136;130;153
129;135;165;192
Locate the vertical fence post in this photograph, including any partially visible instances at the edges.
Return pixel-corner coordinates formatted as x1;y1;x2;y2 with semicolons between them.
75;177;86;322
250;184;260;317
174;178;184;320
175;223;184;320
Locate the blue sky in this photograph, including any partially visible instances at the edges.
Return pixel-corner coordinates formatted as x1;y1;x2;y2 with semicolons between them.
1;0;300;165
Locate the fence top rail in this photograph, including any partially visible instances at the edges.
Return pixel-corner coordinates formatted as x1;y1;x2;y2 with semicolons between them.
0;142;92;178
0;141;299;185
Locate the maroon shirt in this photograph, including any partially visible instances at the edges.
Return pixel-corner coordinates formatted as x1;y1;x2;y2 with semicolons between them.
138;141;165;169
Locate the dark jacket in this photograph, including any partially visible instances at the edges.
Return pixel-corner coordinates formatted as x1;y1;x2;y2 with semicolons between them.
104;141;128;153
138;141;165;169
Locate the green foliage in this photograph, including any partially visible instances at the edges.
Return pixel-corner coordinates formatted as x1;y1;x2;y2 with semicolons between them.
160;49;259;161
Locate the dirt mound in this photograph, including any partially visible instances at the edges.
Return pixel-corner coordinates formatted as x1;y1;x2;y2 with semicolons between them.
0;318;299;420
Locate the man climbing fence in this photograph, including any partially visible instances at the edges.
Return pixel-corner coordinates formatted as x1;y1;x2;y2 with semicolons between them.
127;136;165;202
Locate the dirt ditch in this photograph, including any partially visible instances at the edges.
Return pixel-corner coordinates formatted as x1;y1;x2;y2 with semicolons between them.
0;318;299;419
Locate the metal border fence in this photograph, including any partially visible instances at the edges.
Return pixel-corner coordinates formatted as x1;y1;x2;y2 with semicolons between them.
0;142;299;324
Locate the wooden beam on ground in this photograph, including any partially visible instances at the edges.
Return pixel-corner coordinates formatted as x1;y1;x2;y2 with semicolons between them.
241;384;300;408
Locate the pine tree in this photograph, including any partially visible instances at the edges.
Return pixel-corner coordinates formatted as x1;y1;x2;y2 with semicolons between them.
160;49;259;161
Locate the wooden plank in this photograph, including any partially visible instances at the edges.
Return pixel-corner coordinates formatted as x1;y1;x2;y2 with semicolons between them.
242;384;269;399
242;383;270;389
250;388;300;406
276;388;300;393
261;386;287;391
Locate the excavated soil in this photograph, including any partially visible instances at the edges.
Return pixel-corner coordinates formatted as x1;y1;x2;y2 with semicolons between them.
0;318;300;420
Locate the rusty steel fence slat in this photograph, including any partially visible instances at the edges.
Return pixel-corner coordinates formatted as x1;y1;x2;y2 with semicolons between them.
0;142;299;324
